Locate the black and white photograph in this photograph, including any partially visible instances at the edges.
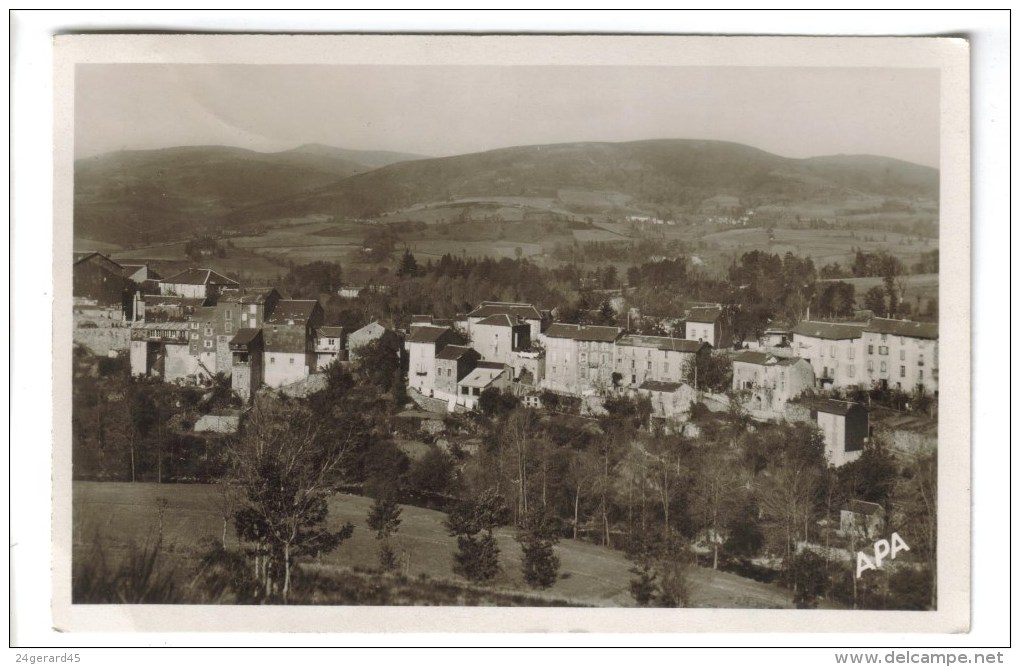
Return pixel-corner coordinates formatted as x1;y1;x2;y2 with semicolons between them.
37;29;980;638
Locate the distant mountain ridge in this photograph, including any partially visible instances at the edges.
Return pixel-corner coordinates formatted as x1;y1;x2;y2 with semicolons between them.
74;139;938;246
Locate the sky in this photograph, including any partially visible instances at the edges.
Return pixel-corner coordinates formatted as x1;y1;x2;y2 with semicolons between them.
75;64;940;167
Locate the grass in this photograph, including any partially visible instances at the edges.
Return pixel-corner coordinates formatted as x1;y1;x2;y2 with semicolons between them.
72;481;809;608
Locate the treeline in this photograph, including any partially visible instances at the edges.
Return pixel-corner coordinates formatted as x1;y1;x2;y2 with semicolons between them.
551;239;690;264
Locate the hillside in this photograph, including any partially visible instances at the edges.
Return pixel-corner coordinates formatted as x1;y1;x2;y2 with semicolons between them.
225;139;938;224
73;144;424;245
74;139;939;248
73;481;809;609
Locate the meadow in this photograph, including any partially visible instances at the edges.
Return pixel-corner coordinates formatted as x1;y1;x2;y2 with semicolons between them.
73;481;807;608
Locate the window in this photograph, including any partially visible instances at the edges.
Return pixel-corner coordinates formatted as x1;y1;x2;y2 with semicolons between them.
191;333;198;340
225;323;232;333
881;334;887;342
868;360;874;372
829;345;836;358
918;369;924;380
270;356;276;364
205;326;213;336
472;387;481;396
848;364;855;378
647;361;652;370
848;346;855;360
225;310;232;320
631;360;636;369
899;349;906;361
868;344;874;355
290;358;295;365
879;346;889;356
249;305;257;314
663;363;669;374
191;322;199;330
204;340;213;349
880;361;887;373
241;312;248;322
899;365;906;378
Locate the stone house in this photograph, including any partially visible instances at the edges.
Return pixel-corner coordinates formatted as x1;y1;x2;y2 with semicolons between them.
684;306;726;348
806;398;869;467
839;499;885;541
540;323;622;396
229;327;264;402
434;345;480;401
466;301;545;340
406;325;461;397
614;334;709;390
470;313;532;367
262;300;324;388
861;318;938;395
456;362;509;410
791;320;867;389
731;351;815;416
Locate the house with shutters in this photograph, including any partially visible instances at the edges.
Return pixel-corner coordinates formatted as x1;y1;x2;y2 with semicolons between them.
314;326;346;370
861;318;938;395
791;320;867;389
614;335;710;390
406;325;462;397
262;300;324;388
466;301;545;340
731;351;815;417
470;313;532;367
684;306;726;348
539;323;622;396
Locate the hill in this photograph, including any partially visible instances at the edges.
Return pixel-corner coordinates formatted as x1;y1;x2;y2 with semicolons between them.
74;139;938;248
226;139;938;224
73;144;426;245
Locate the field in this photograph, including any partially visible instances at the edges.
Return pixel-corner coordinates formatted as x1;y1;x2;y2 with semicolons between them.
821;273;939;306
72;481;811;609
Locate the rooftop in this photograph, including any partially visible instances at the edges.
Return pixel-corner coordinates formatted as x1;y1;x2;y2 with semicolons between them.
686;306;723;323
791;321;866;340
543;323;622;342
733;351;806;367
844;499;883;516
316;326;345;338
265;300;319;324
162;268;240;287
229;328;262;347
459;366;505;389
406;325;453;344
475;313;522;328
468;301;542;321
804;397;866;416
436;345;477;361
865;318;938;340
220;287;282;305
142;295;209;308
618;335;708;353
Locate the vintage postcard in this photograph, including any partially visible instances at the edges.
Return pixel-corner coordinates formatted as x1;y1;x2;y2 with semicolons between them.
49;33;969;635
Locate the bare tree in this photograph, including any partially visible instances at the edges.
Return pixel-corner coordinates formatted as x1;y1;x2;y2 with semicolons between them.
228;396;355;603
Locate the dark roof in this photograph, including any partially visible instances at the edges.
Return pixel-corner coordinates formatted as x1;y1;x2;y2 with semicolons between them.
733;351;806;367
221;287;281;304
791;321;865;340
436;345;476;361
686;306;722;323
865;318;938;340
229;328;262;346
844;500;883;516
120;264;162;281
162;268;240;287
806;398;866;416
476;360;506;370
265;300;319;324
468;301;542;321
316;326;345;338
639;380;683;393
543;322;622;342
410;314;434;324
476;313;519;328
406;325;452;344
618;335;707;353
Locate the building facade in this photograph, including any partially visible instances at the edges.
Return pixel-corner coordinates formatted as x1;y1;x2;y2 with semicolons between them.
861;318;939;395
614;335;709;390
791;321;867;389
731;351;815;416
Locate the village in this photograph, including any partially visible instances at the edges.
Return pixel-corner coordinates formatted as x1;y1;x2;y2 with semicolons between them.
73;249;938;479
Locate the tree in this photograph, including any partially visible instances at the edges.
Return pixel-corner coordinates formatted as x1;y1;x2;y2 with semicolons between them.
397;249;420;278
366;495;403;572
444;489;510;583
626;531;693;607
785;548;828;608
228;397;355;603
516;512;561;589
683;351;732;393
863;286;887;315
